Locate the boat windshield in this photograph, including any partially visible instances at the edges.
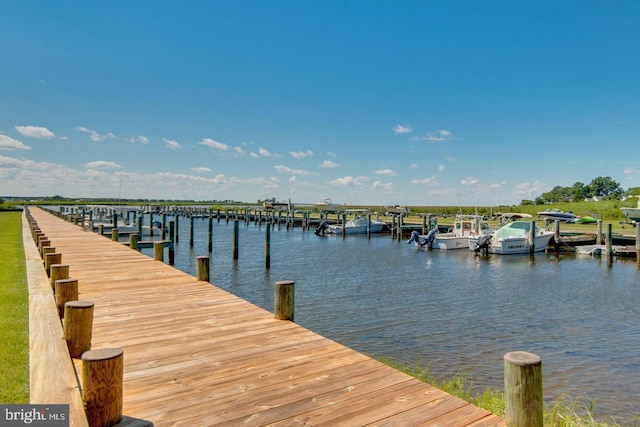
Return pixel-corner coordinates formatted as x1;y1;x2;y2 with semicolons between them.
496;221;531;239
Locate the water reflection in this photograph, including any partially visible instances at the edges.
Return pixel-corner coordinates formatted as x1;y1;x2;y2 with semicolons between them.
141;217;639;424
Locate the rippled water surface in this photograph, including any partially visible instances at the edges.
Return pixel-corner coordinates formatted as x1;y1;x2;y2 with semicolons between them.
142;217;640;424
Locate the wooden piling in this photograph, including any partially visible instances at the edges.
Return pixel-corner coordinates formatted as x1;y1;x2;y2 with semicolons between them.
596;219;603;245
111;228;119;241
54;278;79;318
197;256;210;282
504;351;543;427
554;220;560;251
528;220;536;254
274;280;294;321
208;216;213;252
45;252;62;276
42;246;56;266
606;223;613;263
636;223;640;265
81;348;123;427
233;219;239;261
63;300;94;358
154;241;164;262
190;216;194;247
265;222;271;269
49;263;69;289
129;233;139;251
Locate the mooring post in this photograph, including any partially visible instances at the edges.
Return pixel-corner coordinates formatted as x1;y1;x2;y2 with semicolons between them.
274;280;294;321
54;278;79;318
129;233;139;251
190;216;194;247
38;238;51;258
342;212;347;239
42;247;56;266
208;216;213;252
367;213;371;239
154;241;164;262
175;214;180;243
45;252;62;276
265;222;271;269
63;300;94;358
233;219;239;260
504;351;543;427
111;228;119;242
554;220;560;251
81;348;123;427
596;219;603;245
606;223;613;263
197;256;210;282
529;220;536;254
422;214;427;235
49;263;70;290
636;223;640;265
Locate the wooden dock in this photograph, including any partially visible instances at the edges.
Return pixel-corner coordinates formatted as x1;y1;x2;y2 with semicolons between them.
27;208;505;426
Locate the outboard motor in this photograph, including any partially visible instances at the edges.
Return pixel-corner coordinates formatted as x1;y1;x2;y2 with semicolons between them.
407;229;438;249
423;228;438;249
314;220;330;236
152;220;162;229
474;233;492;254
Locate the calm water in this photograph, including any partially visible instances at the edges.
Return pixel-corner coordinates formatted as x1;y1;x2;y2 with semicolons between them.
139;216;639;424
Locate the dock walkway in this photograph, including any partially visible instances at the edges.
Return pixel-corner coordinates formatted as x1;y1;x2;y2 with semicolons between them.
27;208;504;426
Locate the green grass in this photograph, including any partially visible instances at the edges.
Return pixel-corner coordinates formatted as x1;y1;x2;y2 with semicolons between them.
0;211;30;403
379;358;633;427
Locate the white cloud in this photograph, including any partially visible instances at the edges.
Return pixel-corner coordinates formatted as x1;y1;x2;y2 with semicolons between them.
273;165;315;176
410;163;418;169
411;176;440;186
623;167;639;175
514;180;546;196
83;161;121;169
393;124;412;134
163;138;182;150
438;164;445;171
191;167;212;173
319;160;339;168
250;152;260;159
129;135;149;144
329;175;368;186
288;176;297;183
200;138;229;151
289;150;314;159
76;126;116;141
233;146;246;156
444;155;458;162
375;168;396;176
460;177;478;185
15;125;55;139
371;180;394;191
423;129;453;143
0;134;31;150
258;147;272;157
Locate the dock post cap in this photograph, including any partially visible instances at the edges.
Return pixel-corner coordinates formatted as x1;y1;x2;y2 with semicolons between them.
65;300;95;309
504;351;541;366
81;347;123;362
275;280;295;286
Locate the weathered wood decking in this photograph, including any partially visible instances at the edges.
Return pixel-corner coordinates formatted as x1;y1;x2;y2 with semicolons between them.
27;208;505;426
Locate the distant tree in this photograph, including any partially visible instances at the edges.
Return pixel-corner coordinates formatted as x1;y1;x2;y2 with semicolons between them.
0;198;4;205
520;199;535;206
534;196;546;205
626;187;640;196
571;182;589;201
589;176;623;199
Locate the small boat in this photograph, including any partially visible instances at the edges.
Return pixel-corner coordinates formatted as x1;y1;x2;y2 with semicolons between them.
537;209;577;222
326;210;386;234
574;215;598;224
621;198;640;223
263;199;293;212
470;220;555;255
314;197;343;212
384;205;410;215
432;214;491;250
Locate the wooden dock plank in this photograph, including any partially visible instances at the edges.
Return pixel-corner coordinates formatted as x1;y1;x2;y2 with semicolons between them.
27;208;505;427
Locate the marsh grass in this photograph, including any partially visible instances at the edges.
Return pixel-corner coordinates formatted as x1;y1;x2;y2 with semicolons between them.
0;211;29;403
379;358;633;427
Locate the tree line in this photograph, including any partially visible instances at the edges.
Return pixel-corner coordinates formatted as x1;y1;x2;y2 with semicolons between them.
521;176;640;205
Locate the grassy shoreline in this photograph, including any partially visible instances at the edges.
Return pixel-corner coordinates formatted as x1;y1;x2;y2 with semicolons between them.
0;211;29;403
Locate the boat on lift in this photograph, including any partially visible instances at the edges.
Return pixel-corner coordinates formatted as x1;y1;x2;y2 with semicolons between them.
537;209;577;222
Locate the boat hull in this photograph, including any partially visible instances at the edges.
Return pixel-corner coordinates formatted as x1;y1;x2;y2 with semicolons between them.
433;235;470;250
489;233;554;254
621;207;640;222
328;222;385;234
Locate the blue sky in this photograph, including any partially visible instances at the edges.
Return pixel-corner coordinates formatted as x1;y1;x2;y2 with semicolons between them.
1;1;639;206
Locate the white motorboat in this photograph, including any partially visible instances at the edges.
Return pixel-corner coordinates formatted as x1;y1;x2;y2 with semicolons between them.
469;220;555;255
621;198;640;223
314;197;343;212
327;210;385;234
537;209;577;222
384;205;410;215
432;214;491;250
